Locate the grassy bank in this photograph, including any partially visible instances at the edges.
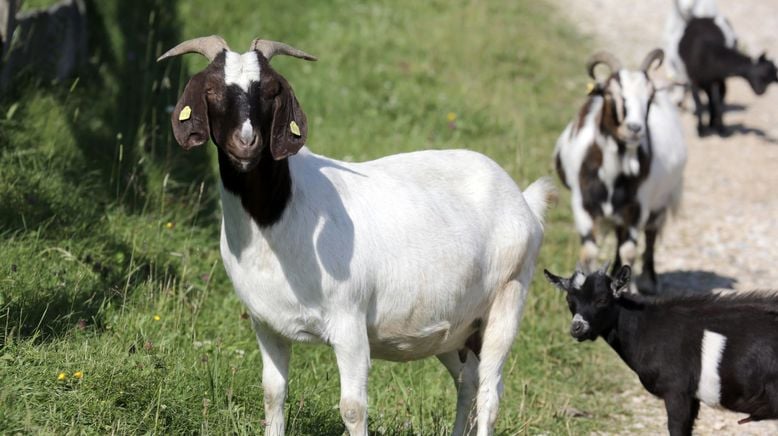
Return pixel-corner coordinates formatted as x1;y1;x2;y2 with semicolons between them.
0;0;631;434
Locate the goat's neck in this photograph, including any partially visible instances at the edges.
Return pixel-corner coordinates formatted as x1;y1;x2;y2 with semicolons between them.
596;134;646;179
600;303;646;372
217;148;293;229
713;46;755;79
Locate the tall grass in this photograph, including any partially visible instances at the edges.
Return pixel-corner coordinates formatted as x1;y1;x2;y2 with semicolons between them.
0;0;635;434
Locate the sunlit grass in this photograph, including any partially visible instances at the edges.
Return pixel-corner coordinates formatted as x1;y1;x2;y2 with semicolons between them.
0;0;636;434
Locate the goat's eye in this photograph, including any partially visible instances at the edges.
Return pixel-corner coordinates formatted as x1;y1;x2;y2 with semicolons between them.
595;297;609;306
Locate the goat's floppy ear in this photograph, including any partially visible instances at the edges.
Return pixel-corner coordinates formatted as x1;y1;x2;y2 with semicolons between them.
544;269;571;293
269;77;307;160
172;73;210;150
610;265;632;297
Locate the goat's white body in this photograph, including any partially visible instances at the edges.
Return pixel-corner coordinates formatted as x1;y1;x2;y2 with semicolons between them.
220;147;544;361
638;90;686;217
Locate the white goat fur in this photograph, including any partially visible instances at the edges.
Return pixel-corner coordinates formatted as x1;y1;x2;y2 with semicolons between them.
220;146;553;435
554;72;686;272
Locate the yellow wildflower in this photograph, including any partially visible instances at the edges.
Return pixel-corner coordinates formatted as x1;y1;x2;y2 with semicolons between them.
153;314;161;321
165;222;175;230
57;372;66;381
73;371;83;379
446;112;457;122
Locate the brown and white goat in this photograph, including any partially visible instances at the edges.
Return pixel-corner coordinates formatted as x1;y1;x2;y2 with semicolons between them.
553;49;686;293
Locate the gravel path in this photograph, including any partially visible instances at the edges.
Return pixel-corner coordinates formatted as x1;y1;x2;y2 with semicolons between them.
552;1;778;434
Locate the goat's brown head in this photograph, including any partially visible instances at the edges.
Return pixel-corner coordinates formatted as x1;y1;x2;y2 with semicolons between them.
158;36;317;172
587;49;664;148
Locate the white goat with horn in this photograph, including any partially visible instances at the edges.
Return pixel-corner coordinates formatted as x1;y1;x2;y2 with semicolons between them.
158;35;555;436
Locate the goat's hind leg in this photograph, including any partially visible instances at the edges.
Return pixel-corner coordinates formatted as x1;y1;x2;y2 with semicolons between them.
475;276;531;435
438;350;479;436
710;80;729;136
690;84;706;136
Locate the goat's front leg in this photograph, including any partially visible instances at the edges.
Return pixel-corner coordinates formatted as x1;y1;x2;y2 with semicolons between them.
613;225;638;273
332;316;371;436
664;393;699;436
571;190;598;272
252;320;291;436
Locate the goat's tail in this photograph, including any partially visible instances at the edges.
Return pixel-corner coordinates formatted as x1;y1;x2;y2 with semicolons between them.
523;176;557;229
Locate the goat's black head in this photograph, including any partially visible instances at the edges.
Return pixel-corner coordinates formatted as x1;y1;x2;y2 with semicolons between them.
587;49;664;148
158;36;317;172
544;264;631;341
747;53;778;96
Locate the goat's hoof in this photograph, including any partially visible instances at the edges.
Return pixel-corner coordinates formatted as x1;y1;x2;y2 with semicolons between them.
697;125;710;137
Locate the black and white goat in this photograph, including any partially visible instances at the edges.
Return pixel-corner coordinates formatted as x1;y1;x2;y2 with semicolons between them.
158;36;554;436
679;17;778;136
553;49;686;293
663;0;738;106
544;265;778;436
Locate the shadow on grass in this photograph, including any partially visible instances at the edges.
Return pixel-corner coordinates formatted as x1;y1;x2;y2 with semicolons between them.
66;0;218;214
0;237;180;345
0;0;219;345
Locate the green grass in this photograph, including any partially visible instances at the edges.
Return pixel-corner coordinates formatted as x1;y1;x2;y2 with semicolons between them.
0;0;636;434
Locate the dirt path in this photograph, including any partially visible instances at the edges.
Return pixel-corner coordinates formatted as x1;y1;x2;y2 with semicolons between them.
552;1;778;434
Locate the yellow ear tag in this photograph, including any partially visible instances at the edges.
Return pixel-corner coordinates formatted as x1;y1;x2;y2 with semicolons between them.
586;82;595;93
179;105;192;121
289;120;301;137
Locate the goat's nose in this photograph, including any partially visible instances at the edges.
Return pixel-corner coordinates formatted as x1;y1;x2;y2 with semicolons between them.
570;321;588;336
626;122;642;134
236;120;256;148
233;133;258;151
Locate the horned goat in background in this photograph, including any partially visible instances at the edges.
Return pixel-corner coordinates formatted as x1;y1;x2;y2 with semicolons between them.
158;35;555;436
553;49;686;294
663;0;738;106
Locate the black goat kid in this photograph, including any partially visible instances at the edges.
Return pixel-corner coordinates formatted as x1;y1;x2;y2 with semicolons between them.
679;17;778;136
544;265;778;436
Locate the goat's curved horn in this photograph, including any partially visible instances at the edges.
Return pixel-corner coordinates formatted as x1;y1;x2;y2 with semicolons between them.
157;35;230;63
640;48;664;72
598;261;611;275
250;39;318;62
586;51;622;80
